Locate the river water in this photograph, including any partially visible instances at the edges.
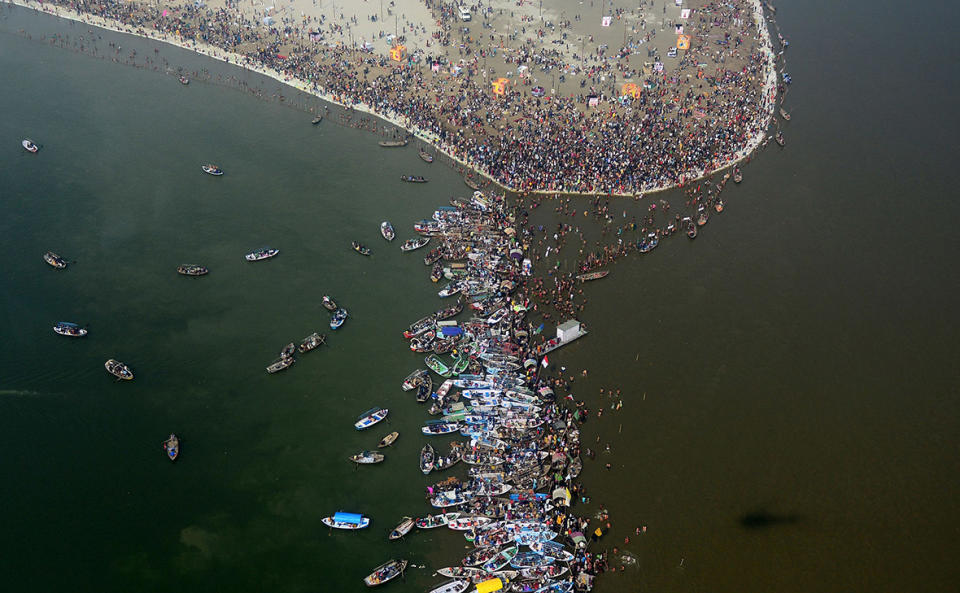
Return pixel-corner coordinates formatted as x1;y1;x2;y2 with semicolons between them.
0;2;957;592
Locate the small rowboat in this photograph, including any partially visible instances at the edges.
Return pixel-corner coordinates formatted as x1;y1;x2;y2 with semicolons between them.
350;450;385;464
330;308;349;330
776;131;785;147
420;444;435;474
380;221;395;241
201;164;223;176
298;332;325;353
400;237;430;252
431;262;444;283
388;516;415;540
697;206;709;226
714;198;725;213
53;321;87;337
378;138;409;147
163;434;179;461
378;431;399;448
576;270;609;282
733;166;742;183
322;512;370;529
482;546;519;572
401;175;428;183
363;559;407;587
425;354;452;377
177;264;208;276
354;407;388;430
352;241;371;256
22;139;39;153
683;216;697;239
311;115;323;125
780;107;791;121
279;342;296;359
266;357;295;374
422;421;460;435
43;251;68;269
105;359;133;380
416;512;460;529
322;295;337;311
464;176;480;190
419;148;435;163
245;248;279;261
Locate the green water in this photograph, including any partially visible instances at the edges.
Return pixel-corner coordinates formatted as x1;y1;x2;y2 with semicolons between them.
1;2;959;592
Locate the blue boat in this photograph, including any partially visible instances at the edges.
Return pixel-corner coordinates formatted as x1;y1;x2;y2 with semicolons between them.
330;308;349;329
322;511;371;530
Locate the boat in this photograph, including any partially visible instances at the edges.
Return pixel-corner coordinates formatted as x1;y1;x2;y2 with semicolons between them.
528;540;575;562
298;332;325;353
22;139;39;153
427;579;470;593
400;237;430;252
245;248;279;261
381;221;396;241
638;232;659;253
420;443;436;474
403;314;436;339
388;516;415;540
419;148;435;163
714;198;725;213
400;175;428;183
201;164;223;176
162;434;179;461
322;295;338;311
425;354;452;377
363;559;407;587
266;357;295;373
482;546;519;572
416;377;433;403
448;516;492;531
354;407;388;430
378;138;409;147
53;321;87;337
350;450;385;464
322;512;370;530
279;342;296;359
519;565;568;580
330;308;349;329
352;241;371;256
780;107;791;121
311;115;323;124
423;248;444;266
733;166;742;183
179;75;189;85
438;281;464;298
422;421;460;435
431;262;444;283
105;359;133;380
378;431;399;448
464;176;480;190
683;217;697;239
436;299;463;320
697;206;709;226
177;264;209;276
43;251;67;269
776;131;785;147
416;512;460;529
402;368;428;391
510;551;554;569
575;270;608;282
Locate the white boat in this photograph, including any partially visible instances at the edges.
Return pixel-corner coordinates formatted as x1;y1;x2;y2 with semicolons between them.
388;516;415;540
354;407;388;430
427;579;471;593
201;164;223;176
53;321;87;337
22;139;39;153
447;515;492;531
400;237;430;252
245;247;279;261
416;512;460;529
380;221;396;241
322;512;370;529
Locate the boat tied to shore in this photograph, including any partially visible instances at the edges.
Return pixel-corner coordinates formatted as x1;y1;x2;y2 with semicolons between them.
53;321;87;337
163;434;179;461
43;251;68;269
177;264;208;276
105;359;133;380
245;247;279;261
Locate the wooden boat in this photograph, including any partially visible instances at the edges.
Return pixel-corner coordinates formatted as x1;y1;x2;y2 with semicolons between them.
419;148;435;163
416;377;433;403
448;515;492;531
53;321;87;337
464;176;480;190
177;264;209;276
402;368;428;391
714;198;725;213
350;450;385;464
266;357;295;373
279;342;296;358
378;139;409;147
22;139;39;153
201;164;223;176
380;221;396;241
482;546;519;572
378;431;399;448
322;295;337;311
733;166;742;183
780;107;791;121
105;359;133;380
322;512;370;529
363;559;407;587
388;516;415;540
420;444;436;474
400;175;428;183
403;314;436;339
519;565;569;580
529;540;575;562
431;262;444;283
638;232;659;253
430;489;471;508
427;579;470;593
354;407;388;430
422;421;461;435
245;247;279;261
43;251;67;269
425;354;452;377
352;241;371;256
423;248;444;266
330;308;349;329
776;131;785;147
510;551;554;569
416;512;460;529
311;115;323;125
298;332;325;353
163;434;179;461
683;217;697;239
400;237;430;252
409;337;435;353
179;75;189;85
575;270;608;282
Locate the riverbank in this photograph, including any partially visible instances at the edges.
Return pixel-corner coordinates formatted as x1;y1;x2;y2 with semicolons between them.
7;0;778;198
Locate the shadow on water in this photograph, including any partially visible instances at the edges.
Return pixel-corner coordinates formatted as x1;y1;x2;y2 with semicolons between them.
739;509;802;530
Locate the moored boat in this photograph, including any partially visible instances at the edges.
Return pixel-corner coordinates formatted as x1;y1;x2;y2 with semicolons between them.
378;138;409;147
388;516;415;540
380;221;396;241
330;308;349;329
177;264;209;276
482;546;519;572
201;164;223;176
427;579;470;593
420;443;436;474
378;431;399;448
22;139;39;153
354;407;388;430
733;166;742;183
780;107;791;121
431;262;444;283
105;359;133;380
352;241;371;256
363;559;407;586
776;131;785;146
53;321;87;337
298;332;325;353
425;354;452;377
245;247;279;261
162;434;179;461
419;148;435;163
575;270;608;282
179;75;189;85
464;176;480;190
350;450;385;464
43;251;68;269
422;421;461;435
400;237;430;252
322;512;370;530
416;512;460;529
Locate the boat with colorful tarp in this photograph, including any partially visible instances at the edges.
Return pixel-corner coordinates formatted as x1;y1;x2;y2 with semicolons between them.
53;321;87;337
322;512;370;530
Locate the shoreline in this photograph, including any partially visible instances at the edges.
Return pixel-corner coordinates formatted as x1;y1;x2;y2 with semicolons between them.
6;0;777;198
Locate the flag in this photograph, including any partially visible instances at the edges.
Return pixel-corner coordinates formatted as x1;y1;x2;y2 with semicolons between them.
541;356;549;368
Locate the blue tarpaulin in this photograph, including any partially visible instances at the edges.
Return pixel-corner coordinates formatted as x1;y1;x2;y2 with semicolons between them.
441;327;463;336
333;512;364;525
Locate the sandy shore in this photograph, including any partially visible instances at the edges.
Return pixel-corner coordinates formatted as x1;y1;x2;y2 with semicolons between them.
6;0;777;197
